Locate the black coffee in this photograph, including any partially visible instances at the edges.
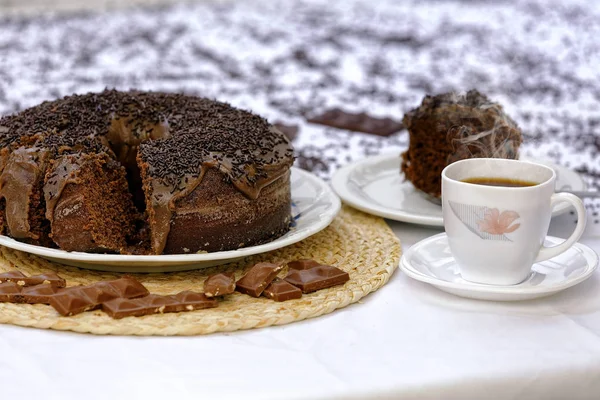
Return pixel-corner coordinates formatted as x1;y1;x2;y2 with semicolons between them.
461;177;538;187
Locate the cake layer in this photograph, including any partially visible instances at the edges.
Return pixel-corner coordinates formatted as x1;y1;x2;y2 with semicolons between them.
159;169;291;254
44;153;139;253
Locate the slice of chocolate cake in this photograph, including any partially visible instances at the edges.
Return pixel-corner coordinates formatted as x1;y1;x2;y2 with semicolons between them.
401;90;522;198
0;146;53;246
44;153;139;253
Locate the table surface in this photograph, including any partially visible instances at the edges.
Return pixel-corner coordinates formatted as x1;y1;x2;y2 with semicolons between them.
1;0;600;398
1;213;599;400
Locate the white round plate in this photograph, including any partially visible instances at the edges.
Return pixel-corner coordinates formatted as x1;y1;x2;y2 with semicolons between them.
400;233;599;301
0;167;341;273
331;153;587;226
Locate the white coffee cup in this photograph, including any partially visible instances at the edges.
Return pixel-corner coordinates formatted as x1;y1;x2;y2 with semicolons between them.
441;158;586;285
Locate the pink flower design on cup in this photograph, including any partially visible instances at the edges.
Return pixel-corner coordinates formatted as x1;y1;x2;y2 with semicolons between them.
476;208;520;235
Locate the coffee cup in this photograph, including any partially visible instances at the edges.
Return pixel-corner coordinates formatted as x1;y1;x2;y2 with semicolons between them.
441;158;586;285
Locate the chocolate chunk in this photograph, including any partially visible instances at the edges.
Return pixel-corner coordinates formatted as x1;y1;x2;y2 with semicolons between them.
0;281;23;302
263;278;302;302
307;108;403;136
287;259;321;270
0;282;62;304
24;273;66;287
94;277;149;298
49;286;112;316
273;123;299;141
236;262;284;297
21;284;62;304
101;291;217;319
284;265;350;293
0;271;26;282
0;271;66;287
204;272;236;297
49;277;149;316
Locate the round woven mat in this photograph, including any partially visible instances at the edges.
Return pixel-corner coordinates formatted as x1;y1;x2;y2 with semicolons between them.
0;205;400;336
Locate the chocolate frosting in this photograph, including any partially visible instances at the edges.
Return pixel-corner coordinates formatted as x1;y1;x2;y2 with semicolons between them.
0;90;294;251
138;113;293;254
43;154;87;223
148;164;290;254
0;147;49;239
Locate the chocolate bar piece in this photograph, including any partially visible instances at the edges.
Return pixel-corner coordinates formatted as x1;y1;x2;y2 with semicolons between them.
273;123;299;142
20;284;62;304
23;273;66;287
49;277;149;316
204;272;236;297
49;286;112;316
102;291;217;319
0;282;62;304
284;265;350;293
287;259;321;270
236;262;284;297
307;108;403;137
0;281;23;302
263;278;302;302
0;271;26;282
0;271;66;287
95;277;149;298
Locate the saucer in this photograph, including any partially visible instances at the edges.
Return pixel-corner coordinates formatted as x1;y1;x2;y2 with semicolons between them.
400;233;599;301
331;153;587;226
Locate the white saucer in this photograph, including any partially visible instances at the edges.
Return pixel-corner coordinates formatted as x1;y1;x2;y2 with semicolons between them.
331;153;587;226
400;233;599;301
0;168;341;273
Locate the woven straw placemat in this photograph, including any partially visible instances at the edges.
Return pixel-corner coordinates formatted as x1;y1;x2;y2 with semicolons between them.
0;205;400;336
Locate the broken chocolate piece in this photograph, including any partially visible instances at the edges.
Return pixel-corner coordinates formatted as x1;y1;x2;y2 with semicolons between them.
204;272;236;297
102;291;217;319
263;278;302;302
50;286;112;316
0;282;62;304
287;259;321;270
0;281;23;302
95;277;149;298
307;108;403;136
284;265;349;293
0;271;66;287
24;272;66;287
0;281;62;304
49;277;149;316
273;122;299;141
102;295;177;319
236;262;283;297
20;284;62;304
0;271;26;282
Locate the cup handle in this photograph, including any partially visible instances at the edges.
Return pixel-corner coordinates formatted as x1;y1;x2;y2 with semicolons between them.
535;193;587;263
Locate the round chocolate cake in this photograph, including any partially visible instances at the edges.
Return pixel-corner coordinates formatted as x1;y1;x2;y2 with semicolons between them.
0;90;294;255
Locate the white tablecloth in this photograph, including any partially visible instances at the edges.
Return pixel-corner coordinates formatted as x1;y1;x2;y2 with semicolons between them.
1;209;599;400
1;0;599;397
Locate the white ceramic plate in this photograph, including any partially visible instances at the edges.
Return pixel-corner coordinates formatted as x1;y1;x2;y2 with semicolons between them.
0;168;341;273
331;153;587;226
400;233;599;301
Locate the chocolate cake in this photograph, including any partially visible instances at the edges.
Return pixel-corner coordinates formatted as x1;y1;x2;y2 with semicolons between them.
401;90;522;198
0;90;294;254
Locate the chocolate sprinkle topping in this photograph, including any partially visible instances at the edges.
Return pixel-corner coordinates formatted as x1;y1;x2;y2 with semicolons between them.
0;89;294;186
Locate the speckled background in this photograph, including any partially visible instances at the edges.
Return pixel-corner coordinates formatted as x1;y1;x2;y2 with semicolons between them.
0;0;598;224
